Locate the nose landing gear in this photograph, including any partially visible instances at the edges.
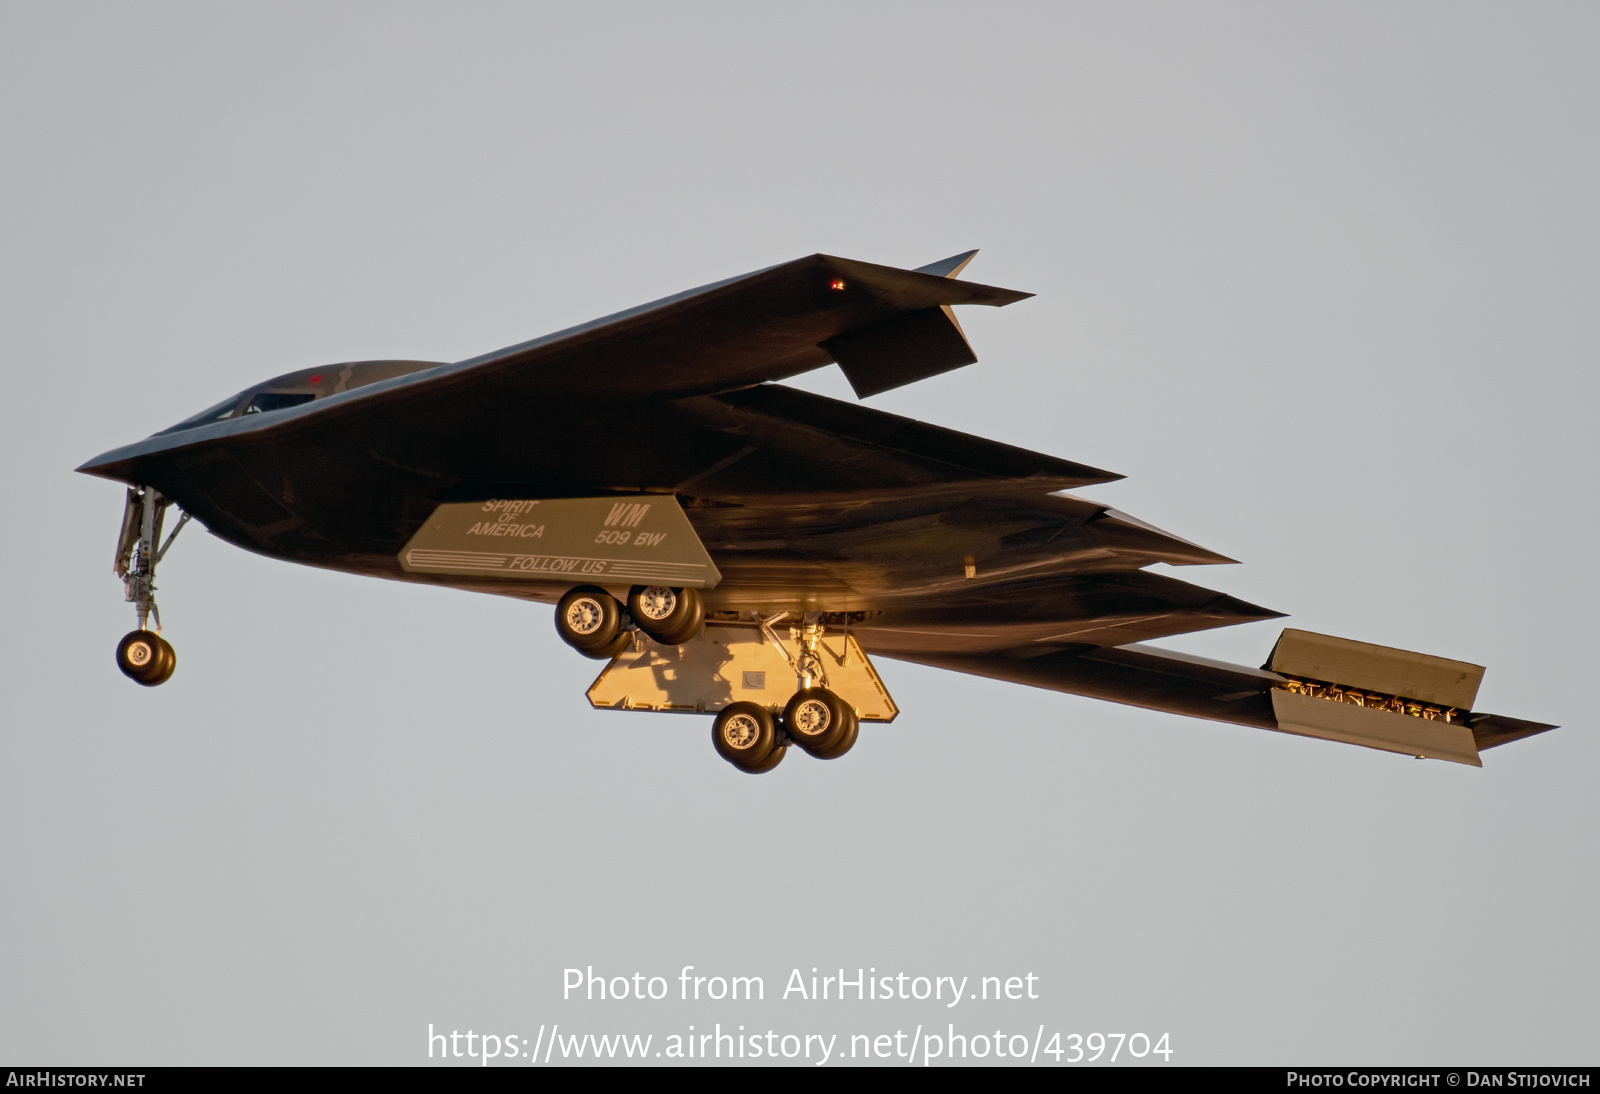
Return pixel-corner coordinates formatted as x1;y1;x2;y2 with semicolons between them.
112;486;188;687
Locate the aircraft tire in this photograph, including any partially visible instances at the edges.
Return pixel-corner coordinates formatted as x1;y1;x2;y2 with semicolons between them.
732;744;787;774
628;585;704;646
116;630;173;686
712;701;778;767
589;630;632;661
809;706;859;760
555;586;624;656
782;687;850;754
146;635;177;685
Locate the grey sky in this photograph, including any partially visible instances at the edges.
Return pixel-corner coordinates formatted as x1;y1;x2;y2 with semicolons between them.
2;2;1595;1065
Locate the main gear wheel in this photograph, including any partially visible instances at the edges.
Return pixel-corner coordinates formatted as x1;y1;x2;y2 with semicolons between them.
712;701;781;771
782;687;852;755
555;586;627;657
627;585;704;646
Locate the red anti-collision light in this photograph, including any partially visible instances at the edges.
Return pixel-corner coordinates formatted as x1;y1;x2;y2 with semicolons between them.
307;375;323;384
829;279;846;291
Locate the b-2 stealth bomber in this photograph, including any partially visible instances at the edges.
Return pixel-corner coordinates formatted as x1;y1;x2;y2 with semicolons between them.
78;251;1556;772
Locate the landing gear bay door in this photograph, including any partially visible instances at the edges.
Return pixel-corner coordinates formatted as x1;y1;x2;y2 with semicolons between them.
400;497;721;588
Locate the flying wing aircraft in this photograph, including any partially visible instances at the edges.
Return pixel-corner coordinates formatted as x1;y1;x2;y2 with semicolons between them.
78;251;1556;772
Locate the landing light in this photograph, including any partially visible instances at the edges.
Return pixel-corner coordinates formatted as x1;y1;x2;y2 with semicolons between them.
829;279;846;291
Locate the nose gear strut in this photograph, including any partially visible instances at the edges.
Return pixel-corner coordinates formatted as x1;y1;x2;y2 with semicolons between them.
112;486;188;685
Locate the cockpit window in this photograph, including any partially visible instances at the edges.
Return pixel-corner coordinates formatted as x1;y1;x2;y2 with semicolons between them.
243;392;316;415
153;361;438;438
156;395;246;435
156;390;319;436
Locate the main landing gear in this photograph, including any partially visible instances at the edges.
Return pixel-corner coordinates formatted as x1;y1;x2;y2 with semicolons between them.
716;615;859;773
710;688;859;774
711;703;787;773
112;486;189;687
554;584;707;658
558;587;864;774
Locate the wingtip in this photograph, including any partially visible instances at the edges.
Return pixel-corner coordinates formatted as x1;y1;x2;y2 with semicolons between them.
913;250;1036;303
1210;595;1288;622
914;250;980;278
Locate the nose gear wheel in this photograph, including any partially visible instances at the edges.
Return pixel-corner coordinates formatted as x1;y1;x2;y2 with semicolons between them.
116;630;176;686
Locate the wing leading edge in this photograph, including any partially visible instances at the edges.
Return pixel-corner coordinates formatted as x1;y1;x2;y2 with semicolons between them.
77;252;1032;479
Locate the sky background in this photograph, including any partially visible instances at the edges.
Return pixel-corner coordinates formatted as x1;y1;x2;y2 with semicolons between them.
2;2;1595;1066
